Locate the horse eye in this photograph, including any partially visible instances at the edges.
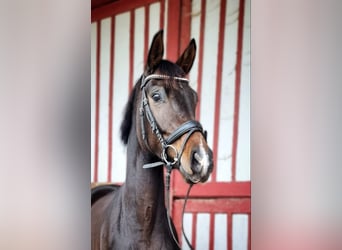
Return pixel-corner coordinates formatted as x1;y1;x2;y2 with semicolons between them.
151;93;161;102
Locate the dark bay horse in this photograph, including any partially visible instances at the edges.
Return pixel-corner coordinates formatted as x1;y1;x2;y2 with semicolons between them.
91;30;213;250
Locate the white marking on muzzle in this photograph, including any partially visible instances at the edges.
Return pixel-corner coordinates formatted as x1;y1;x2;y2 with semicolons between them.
198;139;210;175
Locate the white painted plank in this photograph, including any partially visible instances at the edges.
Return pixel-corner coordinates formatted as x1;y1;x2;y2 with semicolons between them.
98;17;111;182
189;0;201;92
232;214;248;250
199;0;220;150
214;213;227;250
134;7;145;82
196;213;210;250
149;3;161;50
216;0;240;182
182;213;193;250
163;0;168;52
236;0;251;181
91;22;97;182
112;12;130;183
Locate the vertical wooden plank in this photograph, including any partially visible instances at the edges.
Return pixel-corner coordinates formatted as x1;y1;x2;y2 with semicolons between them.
214;213;228;249
209;213;215;250
191;213;197;249
107;16;115;182
199;0;220;155
149;2;161;44
163;0;168;53
216;0;239;182
231;0;245;181
160;0;165;29
232;214;249;250
112;12;130;183
188;0;200;94
228;213;232;250
129;10;135;92
166;0;181;60
248;213;251;250
91;22;97;182
211;0;227;182
134;7;145;81
172;201;184;246
98;18;111;182
144;4;150;63
94;21;101;182
179;0;191;53
196;213;210;249
195;0;206;120
236;0;250;181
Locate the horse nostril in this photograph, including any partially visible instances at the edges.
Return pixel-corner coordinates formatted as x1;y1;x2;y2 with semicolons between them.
191;151;204;173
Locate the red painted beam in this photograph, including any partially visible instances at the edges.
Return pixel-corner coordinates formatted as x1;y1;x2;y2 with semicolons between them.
92;0;118;10
173;180;251;198
92;0;160;22
173;198;251;214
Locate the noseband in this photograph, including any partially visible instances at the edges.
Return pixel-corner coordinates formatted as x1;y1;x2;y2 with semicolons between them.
139;74;206;249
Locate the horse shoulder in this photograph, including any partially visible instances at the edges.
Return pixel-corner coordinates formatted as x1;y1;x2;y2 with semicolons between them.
91;189;122;250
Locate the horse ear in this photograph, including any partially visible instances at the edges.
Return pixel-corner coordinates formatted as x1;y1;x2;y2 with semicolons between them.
146;30;164;73
176;39;196;74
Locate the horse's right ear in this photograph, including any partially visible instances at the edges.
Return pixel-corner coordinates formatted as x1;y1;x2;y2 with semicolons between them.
146;30;164;73
176;39;196;74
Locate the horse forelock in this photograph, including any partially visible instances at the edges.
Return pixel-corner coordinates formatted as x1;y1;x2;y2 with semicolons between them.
157;60;185;78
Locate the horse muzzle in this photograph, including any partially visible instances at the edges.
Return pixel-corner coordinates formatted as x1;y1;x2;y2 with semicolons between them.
180;142;213;184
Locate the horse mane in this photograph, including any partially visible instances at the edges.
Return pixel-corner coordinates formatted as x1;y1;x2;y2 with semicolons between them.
120;79;138;144
120;60;185;145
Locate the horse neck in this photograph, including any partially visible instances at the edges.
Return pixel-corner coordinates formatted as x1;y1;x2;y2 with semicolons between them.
123;122;167;231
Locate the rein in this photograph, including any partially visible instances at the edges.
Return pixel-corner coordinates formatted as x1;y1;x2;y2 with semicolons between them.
139;74;206;249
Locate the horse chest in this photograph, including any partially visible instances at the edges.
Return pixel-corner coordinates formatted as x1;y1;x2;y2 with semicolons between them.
108;210;177;250
108;230;177;250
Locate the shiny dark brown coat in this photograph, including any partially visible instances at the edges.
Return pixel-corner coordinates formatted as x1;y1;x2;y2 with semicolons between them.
91;30;213;250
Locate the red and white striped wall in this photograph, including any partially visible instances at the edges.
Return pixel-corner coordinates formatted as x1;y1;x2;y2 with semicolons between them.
187;0;250;182
170;1;251;248
91;0;250;249
91;0;168;183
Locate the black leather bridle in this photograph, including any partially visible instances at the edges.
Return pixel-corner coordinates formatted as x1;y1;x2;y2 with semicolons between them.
139;73;207;249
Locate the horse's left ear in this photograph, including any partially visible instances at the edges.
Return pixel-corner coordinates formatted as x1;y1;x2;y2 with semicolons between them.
146;30;164;73
176;39;196;74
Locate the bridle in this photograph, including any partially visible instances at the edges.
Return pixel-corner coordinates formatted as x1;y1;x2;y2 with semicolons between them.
139;73;207;249
139;74;206;170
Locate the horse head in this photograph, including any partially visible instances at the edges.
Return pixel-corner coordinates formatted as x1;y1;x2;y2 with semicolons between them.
120;30;213;184
134;30;213;184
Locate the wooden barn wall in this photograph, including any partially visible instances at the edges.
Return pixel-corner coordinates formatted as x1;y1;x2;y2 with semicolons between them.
91;0;250;249
91;0;167;183
91;0;250;185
